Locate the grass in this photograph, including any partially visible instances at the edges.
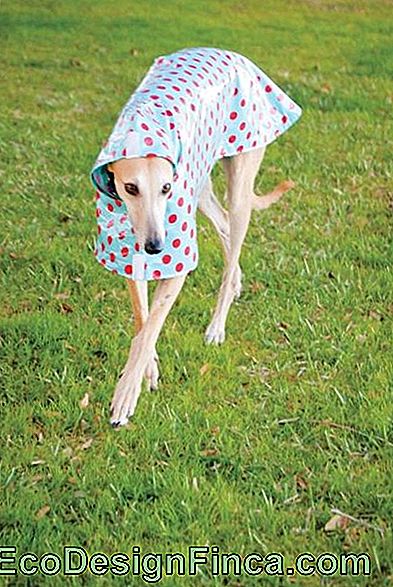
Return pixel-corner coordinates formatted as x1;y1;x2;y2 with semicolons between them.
0;0;392;584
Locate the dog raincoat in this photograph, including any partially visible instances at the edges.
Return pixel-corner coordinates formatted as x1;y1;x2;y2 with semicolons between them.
91;47;302;280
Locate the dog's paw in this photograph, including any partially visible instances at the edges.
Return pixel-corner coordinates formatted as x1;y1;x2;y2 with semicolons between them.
110;370;142;427
144;352;159;391
205;321;226;345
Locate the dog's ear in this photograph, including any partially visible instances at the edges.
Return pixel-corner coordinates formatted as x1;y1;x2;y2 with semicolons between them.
106;166;118;198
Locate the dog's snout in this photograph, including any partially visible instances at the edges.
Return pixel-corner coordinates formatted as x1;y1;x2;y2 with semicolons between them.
144;238;164;255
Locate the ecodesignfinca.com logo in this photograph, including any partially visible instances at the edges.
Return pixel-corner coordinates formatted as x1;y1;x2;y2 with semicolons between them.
0;546;371;582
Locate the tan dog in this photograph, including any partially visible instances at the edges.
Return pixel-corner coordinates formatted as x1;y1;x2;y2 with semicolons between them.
108;149;293;426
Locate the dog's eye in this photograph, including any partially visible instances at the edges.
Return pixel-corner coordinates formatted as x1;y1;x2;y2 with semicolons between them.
124;183;139;196
162;183;171;194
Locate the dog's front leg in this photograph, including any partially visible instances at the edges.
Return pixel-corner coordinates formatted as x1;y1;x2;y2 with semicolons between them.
127;279;159;390
111;275;186;427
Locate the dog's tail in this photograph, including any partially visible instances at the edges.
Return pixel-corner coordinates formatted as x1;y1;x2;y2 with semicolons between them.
251;180;295;210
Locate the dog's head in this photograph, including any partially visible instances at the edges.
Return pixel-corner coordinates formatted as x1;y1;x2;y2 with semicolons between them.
107;157;174;255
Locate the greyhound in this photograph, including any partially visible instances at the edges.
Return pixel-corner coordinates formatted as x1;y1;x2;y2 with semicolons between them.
91;48;301;426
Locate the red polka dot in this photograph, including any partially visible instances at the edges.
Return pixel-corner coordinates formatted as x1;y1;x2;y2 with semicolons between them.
172;238;181;248
115;199;122;207
144;137;153;146
265;85;272;93
240;98;246;107
181;221;188;232
101;242;105;252
175;263;184;272
239;122;246;131
135;242;140;252
121;247;129;257
153;270;161;279
118;231;126;240
230;111;238;120
184;246;190;255
177;197;184;207
162;254;171;264
229;135;236;143
237;145;244;153
282;115;288;123
107;203;114;212
109;252;116;262
141;123;149;130
168;214;177;224
107;235;113;245
125;265;132;275
100;259;106;266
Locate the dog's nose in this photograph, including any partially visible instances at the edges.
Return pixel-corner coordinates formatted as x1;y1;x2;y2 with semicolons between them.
144;238;164;255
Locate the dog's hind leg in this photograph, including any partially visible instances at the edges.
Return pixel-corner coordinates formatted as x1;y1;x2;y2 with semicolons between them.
127;279;159;390
205;147;265;345
198;177;242;298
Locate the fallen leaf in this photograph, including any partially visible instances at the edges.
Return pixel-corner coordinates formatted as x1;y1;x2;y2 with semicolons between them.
250;281;263;293
343;526;363;547
80;393;89;409
36;505;50;519
31;459;46;466
199;363;210;376
295;474;308;491
60;302;73;314
54;292;70;300
324;514;350;532
80;438;93;451
70;58;82;67
200;448;219;457
368;310;383;321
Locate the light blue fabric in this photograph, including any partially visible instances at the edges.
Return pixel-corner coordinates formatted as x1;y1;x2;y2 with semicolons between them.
91;47;302;280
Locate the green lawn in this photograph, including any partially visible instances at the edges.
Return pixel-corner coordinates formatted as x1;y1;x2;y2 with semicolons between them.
1;0;392;584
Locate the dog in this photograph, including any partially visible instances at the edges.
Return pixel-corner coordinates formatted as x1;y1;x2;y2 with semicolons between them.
91;47;302;426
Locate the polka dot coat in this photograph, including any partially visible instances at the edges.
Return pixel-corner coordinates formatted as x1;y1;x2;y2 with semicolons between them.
91;47;302;280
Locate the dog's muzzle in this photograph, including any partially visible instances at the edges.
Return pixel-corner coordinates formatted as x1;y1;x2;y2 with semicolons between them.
144;238;164;255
